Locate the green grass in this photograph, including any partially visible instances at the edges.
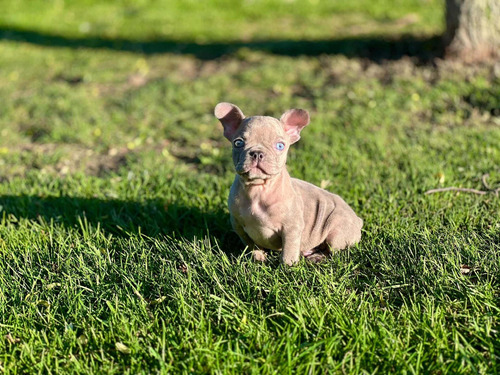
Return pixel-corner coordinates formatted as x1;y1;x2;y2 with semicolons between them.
1;0;500;373
0;0;443;41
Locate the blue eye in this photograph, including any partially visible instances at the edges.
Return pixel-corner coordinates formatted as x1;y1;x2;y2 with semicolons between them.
233;139;245;148
276;142;285;151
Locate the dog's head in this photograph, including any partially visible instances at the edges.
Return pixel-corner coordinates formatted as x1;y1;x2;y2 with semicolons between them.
214;102;310;184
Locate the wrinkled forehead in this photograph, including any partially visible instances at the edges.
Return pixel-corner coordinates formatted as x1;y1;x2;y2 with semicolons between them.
239;116;285;141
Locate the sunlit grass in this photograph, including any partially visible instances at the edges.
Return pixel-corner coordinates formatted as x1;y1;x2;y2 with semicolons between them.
0;0;499;373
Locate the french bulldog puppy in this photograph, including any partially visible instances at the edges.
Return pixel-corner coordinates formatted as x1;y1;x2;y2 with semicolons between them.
214;102;363;265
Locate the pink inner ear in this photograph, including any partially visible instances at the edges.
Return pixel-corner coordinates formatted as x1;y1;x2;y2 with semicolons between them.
280;109;310;144
214;103;235;120
214;102;244;140
285;127;300;143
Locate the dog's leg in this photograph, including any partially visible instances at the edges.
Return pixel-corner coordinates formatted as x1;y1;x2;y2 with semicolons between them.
281;227;302;266
231;215;256;248
230;216;267;262
324;215;362;250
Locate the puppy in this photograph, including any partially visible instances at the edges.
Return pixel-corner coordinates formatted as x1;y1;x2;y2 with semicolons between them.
215;103;363;265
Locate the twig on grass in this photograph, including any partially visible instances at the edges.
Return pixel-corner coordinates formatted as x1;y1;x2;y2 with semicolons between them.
482;173;492;190
425;173;500;196
425;187;491;195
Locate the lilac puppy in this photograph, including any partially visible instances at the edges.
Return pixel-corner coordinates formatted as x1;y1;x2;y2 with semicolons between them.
215;102;363;265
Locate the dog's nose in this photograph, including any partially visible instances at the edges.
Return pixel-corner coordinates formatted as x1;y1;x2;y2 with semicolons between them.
249;150;264;161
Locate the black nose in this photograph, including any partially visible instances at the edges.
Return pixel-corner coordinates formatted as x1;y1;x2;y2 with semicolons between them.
249;150;264;161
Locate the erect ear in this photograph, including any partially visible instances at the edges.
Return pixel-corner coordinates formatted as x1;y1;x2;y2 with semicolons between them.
214;102;245;141
280;109;310;144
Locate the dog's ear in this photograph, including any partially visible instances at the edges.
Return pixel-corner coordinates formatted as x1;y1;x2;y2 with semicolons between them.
214;102;245;141
280;109;310;144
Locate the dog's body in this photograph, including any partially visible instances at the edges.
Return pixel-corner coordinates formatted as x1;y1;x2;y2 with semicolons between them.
215;103;362;265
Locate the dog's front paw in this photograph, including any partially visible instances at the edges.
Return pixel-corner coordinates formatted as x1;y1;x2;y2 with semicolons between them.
252;249;267;262
281;254;300;266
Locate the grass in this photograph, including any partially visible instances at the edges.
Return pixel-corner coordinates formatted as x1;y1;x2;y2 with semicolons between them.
0;0;443;41
0;0;500;373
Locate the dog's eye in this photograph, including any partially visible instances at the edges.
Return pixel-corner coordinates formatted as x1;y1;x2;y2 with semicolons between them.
276;142;285;151
233;139;245;148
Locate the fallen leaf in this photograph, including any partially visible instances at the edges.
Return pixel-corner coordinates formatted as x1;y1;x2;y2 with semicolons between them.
5;333;20;344
320;180;331;189
460;264;471;274
149;296;167;306
46;283;61;290
77;335;88;346
115;342;131;354
437;172;445;184
37;300;50;308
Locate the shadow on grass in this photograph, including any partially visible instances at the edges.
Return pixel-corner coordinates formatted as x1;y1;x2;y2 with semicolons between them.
0;26;443;62
0;195;242;252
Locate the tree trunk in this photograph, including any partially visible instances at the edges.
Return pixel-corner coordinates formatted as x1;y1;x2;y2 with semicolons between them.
445;0;500;60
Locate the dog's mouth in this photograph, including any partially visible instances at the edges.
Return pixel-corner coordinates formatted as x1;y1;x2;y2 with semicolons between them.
239;174;269;186
237;161;272;177
240;165;267;175
236;164;276;186
235;155;282;185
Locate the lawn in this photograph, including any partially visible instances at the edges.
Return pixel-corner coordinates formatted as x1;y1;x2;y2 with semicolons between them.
0;0;499;373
